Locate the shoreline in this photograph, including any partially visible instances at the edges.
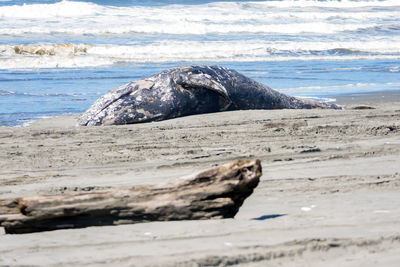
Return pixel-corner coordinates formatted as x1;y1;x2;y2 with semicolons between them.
0;91;399;265
4;89;400;129
334;89;400;105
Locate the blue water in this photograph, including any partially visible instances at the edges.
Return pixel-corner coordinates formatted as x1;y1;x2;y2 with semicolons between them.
0;0;399;126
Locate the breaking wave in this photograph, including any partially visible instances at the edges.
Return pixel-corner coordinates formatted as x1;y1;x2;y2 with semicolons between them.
0;0;398;36
1;0;399;68
1;40;400;69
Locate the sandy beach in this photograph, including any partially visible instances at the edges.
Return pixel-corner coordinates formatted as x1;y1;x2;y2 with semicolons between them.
0;93;399;266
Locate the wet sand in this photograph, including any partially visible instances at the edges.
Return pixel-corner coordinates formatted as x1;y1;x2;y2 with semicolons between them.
0;93;399;266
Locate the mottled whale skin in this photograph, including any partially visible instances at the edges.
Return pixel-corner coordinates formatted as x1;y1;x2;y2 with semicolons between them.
77;66;341;126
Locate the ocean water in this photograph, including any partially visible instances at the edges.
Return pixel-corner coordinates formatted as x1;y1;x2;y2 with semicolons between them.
0;0;399;126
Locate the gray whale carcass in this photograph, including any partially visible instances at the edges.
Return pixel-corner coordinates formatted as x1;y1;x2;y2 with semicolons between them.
77;65;341;126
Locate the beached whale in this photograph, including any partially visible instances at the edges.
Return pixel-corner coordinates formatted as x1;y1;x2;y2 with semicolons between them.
77;65;341;126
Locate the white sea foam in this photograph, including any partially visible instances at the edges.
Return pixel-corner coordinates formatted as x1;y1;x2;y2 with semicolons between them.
1;0;399;68
0;90;14;95
0;1;96;18
280;82;400;93
249;0;400;8
0;0;398;35
1;39;400;69
0;22;380;35
3;54;400;69
294;96;337;102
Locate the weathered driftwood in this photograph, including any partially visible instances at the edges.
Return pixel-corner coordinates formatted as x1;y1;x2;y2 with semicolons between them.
0;159;261;234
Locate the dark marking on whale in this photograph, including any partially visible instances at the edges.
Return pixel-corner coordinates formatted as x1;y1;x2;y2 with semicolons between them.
77;66;341;126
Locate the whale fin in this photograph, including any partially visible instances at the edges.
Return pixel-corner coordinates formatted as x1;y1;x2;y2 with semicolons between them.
176;73;232;110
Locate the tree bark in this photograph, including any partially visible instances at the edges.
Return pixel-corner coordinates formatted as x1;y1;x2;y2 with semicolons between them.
0;159;261;234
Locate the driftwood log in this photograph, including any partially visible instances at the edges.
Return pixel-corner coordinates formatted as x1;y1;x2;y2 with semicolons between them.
0;159;261;234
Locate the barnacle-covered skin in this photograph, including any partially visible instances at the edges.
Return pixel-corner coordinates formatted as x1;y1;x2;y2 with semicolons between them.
77;66;341;126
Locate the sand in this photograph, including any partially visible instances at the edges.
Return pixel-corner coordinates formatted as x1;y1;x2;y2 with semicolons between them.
0;93;399;266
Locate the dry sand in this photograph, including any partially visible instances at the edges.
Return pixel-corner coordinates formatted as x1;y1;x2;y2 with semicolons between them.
0;93;399;266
